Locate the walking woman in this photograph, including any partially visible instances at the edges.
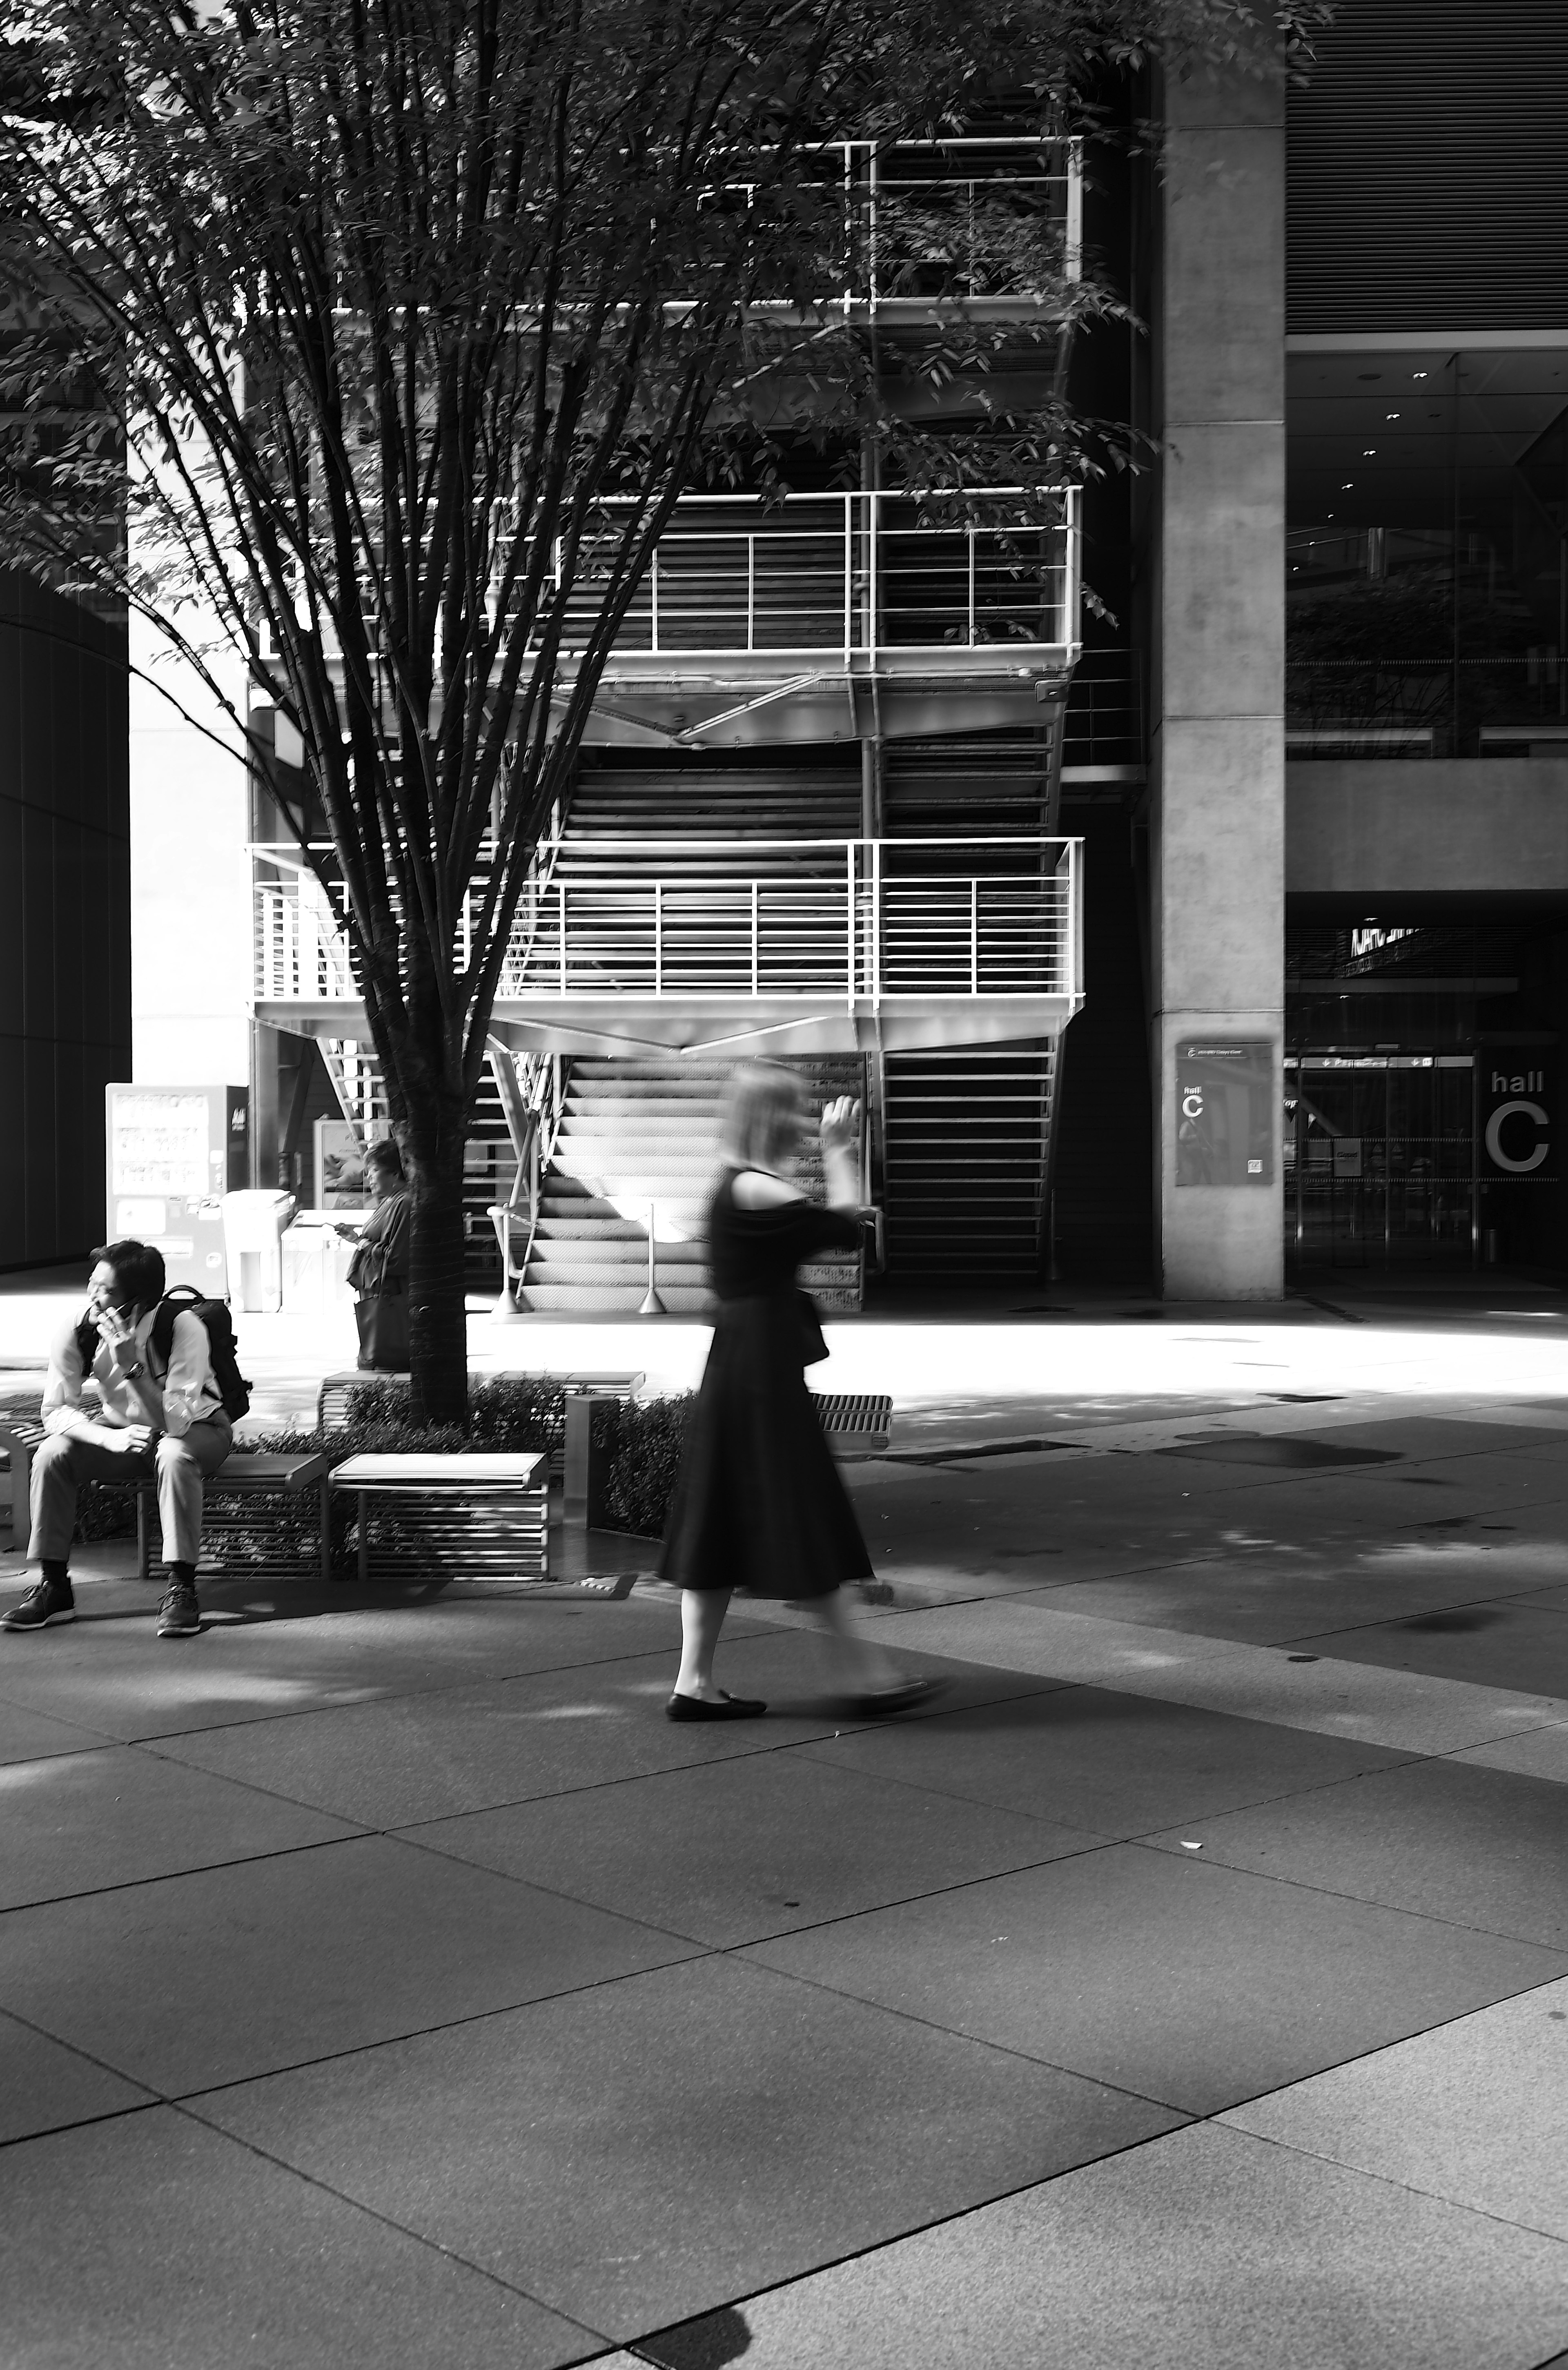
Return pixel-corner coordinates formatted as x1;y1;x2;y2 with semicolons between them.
343;1140;412;1371
660;1063;938;1722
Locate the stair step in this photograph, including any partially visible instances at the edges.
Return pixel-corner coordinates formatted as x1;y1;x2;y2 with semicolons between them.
517;1283;717;1313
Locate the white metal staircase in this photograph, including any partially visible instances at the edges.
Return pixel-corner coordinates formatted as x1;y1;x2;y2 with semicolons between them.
517;1054;866;1314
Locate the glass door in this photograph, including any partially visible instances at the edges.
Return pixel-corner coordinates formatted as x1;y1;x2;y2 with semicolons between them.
1287;1056;1474;1270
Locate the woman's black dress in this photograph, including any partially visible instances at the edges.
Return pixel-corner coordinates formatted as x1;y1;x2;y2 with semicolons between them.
660;1169;873;1599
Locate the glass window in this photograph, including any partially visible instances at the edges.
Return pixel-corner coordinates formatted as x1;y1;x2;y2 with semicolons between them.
1287;348;1568;757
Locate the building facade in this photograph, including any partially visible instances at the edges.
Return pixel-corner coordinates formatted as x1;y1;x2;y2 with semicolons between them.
34;1;1566;1301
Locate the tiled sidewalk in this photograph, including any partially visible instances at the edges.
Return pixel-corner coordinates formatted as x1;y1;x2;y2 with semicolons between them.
4;1357;1568;2363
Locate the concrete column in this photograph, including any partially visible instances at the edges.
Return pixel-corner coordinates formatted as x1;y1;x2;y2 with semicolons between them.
1149;57;1285;1299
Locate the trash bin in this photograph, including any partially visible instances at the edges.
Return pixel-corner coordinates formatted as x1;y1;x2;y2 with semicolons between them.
221;1189;297;1314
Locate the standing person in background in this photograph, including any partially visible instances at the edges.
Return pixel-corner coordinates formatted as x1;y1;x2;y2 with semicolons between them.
660;1062;940;1722
3;1241;232;1639
343;1140;412;1371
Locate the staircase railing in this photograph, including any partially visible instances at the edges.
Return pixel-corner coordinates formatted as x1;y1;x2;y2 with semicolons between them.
256;838;1081;1010
483;1046;567;1308
535;490;1078;664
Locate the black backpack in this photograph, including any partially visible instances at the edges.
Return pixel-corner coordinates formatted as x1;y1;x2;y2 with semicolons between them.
76;1290;252;1422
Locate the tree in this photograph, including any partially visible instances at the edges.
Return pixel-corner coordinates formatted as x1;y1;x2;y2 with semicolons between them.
0;0;1316;1419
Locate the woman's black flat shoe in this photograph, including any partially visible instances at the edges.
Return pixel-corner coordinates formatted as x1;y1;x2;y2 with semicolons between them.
665;1690;768;1722
837;1677;949;1719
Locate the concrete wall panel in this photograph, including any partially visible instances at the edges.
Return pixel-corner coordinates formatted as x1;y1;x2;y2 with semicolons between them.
1287;760;1568;898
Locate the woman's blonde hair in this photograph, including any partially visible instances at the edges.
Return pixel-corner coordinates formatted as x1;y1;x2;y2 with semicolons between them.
719;1062;804;1172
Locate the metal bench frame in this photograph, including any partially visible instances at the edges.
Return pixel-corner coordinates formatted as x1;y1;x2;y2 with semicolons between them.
2;1425;330;1582
329;1451;550;1584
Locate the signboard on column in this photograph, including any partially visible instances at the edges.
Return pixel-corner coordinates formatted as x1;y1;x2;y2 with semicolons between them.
104;1085;249;1294
1480;1055;1555;1181
1175;1041;1275;1187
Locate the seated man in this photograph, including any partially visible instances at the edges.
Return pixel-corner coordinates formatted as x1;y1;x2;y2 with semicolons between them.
3;1239;232;1639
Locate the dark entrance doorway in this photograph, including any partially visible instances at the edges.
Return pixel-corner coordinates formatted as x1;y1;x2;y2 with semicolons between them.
1287;1054;1475;1270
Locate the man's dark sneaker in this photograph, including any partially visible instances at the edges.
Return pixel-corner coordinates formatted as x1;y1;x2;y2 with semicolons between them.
2;1574;76;1630
156;1579;201;1638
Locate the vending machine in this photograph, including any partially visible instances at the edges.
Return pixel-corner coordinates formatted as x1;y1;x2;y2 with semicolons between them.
103;1085;250;1296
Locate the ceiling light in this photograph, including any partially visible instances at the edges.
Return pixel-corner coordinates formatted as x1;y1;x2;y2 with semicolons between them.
1362;448;1376;455
1412;370;1429;380
1385;412;1401;420
1340;481;1354;489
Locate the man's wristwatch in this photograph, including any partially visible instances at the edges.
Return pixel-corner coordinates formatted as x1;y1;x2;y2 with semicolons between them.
121;1360;145;1380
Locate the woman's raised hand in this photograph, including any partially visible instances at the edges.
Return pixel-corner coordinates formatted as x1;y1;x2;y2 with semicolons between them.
819;1096;861;1157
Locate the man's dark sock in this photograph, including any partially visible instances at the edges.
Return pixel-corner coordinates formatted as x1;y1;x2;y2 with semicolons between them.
169;1561;196;1587
41;1559;70;1588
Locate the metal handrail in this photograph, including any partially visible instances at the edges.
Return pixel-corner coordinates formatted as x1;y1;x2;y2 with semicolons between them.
532;488;1078;664
254;837;1080;1010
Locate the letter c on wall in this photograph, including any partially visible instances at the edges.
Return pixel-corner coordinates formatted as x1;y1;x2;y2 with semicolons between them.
1485;1100;1549;1174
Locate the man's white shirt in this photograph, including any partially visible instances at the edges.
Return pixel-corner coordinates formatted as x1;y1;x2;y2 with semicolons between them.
42;1310;223;1439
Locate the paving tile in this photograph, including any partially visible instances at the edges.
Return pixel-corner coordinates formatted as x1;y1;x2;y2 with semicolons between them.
1143;1757;1568;1949
0;1744;361;1911
0;2007;154;2144
145;1654;820;1828
192;1954;1185;2342
0;1833;697;2092
0;2106;592;2368
1291;1600;1568;1697
1107;1637;1567;1755
1027;1537;1560;1646
0;1592;695;1742
872;1598;1240;1686
1289;1415;1568;1459
1518;1581;1568;1613
794;1684;1414;1838
1223;1974;1568;2240
408;1751;1101;1949
1449;1723;1568;1784
0;1695;119;1765
639;2122;1568;2370
741;1847;1565;2115
149;1631;1032;1829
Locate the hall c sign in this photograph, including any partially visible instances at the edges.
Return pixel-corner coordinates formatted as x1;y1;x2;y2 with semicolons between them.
1481;1060;1555;1179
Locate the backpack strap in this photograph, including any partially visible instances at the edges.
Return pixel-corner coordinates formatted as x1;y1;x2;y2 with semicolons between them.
149;1297;182;1378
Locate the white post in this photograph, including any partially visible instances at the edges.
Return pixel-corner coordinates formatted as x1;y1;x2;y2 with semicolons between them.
871;837;882;1011
747;534;755;650
655;880;664;993
558;880;567;994
1065;136;1084;283
751;879;760;994
846;842;856;1011
639;1200;666;1316
970;876;979;995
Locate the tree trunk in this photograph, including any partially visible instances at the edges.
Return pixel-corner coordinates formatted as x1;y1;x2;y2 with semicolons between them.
403;1114;470;1427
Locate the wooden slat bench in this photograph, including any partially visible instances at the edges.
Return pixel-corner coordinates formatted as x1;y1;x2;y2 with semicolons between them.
330;1451;549;1584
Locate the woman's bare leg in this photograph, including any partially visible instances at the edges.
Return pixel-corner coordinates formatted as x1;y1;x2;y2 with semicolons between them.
807;1586;900;1693
675;1586;734;1701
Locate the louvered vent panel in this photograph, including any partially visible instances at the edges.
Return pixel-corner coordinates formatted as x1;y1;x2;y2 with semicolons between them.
1287;0;1568;336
